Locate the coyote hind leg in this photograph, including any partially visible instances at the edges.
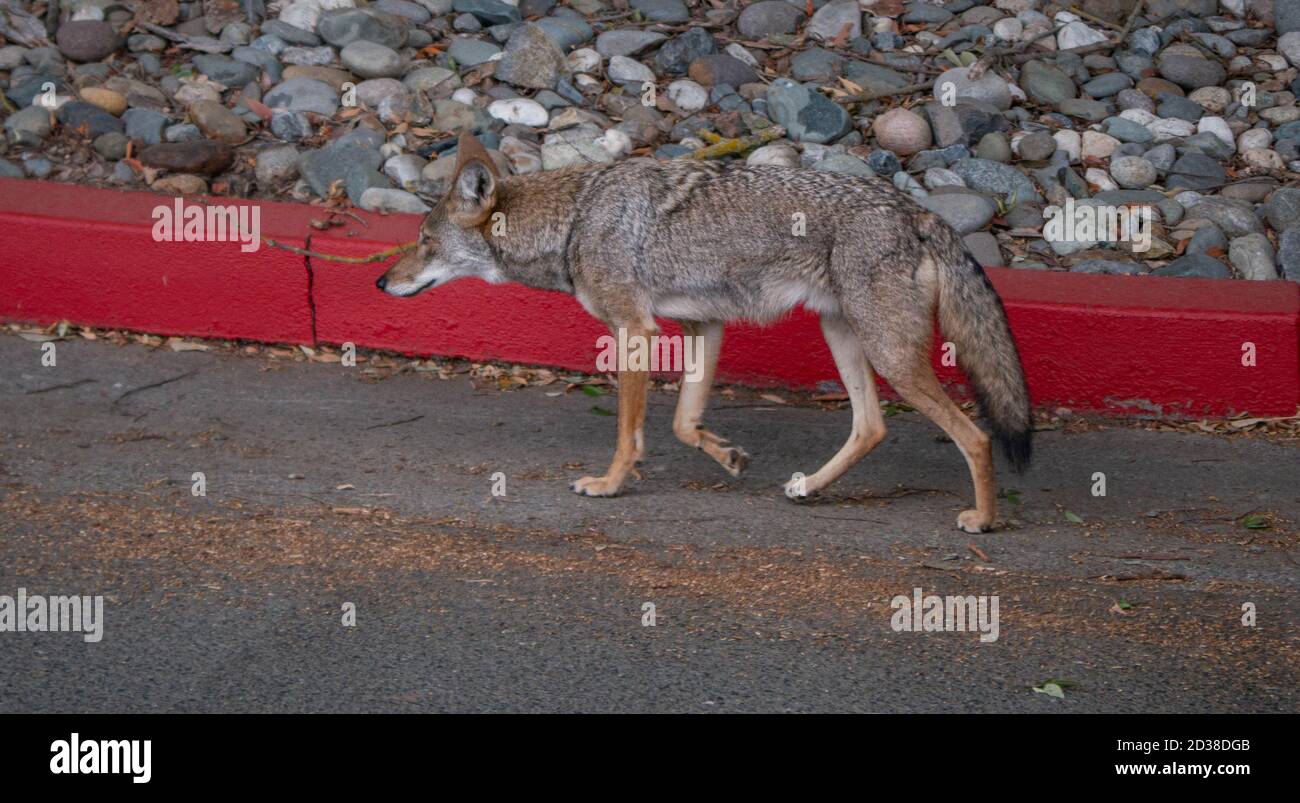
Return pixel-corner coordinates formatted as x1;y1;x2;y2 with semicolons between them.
672;320;749;477
784;315;887;499
870;347;997;533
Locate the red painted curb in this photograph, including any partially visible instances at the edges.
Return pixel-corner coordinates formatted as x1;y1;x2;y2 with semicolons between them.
0;179;314;344
2;178;1297;416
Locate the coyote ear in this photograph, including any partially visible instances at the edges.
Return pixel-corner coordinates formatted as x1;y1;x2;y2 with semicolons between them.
449;130;498;226
455;130;497;176
451;160;497;226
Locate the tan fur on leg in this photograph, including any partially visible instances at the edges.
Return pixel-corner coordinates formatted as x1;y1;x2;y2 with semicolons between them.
886;366;997;532
572;334;651;497
671;321;749;476
785;315;887;499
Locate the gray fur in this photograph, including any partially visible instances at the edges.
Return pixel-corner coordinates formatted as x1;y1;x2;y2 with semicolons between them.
379;154;1034;527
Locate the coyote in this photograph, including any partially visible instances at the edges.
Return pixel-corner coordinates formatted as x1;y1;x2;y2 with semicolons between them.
377;132;1032;532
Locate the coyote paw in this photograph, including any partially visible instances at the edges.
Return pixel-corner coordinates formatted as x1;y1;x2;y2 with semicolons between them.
783;472;814;502
957;509;992;534
570;475;623;497
721;446;750;478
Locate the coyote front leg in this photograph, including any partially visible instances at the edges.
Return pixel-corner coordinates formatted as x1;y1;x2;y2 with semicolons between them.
785;315;887;499
571;326;651;497
672;321;749;477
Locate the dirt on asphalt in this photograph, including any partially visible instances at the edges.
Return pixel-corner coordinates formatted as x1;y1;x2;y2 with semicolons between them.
1;327;1297;712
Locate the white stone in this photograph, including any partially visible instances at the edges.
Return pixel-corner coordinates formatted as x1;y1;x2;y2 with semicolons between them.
487;97;549;127
1119;108;1157;126
1189;86;1230;114
666;80;708;113
746;142;799;167
358;187;430;214
499;135;542;174
933;66;1012;110
595;127;632;157
175;81;223;106
1085;167;1117;192
725;43;759;68
1260;106;1300;124
279;1;323;32
1257;54;1289;71
1237;128;1271;151
1109;155;1157;189
567;48;601;74
606;55;655;85
923;167;965;188
1280;32;1300;68
1057;21;1107;51
382;154;425;189
1242;148;1285;169
1197;116;1236;152
1081;130;1119;161
872;107;932;155
1053;129;1081;163
993;18;1023;42
1147;117;1196;141
451;87;477;105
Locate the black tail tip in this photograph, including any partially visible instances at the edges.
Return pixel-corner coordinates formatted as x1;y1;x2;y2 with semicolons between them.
996;427;1033;474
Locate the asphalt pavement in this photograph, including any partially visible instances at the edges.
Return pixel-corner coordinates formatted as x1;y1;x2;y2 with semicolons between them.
1;331;1297;712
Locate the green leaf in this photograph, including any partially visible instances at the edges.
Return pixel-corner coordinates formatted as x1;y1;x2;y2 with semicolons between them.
999;488;1023;507
589;405;614;416
882;402;914;418
1033;682;1066;699
1117;599;1133;611
1064;510;1084;524
1240;513;1270;530
581;384;606;397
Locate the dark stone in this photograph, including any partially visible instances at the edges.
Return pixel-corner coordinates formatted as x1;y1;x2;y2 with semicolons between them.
138;139;236;175
55;101;124;138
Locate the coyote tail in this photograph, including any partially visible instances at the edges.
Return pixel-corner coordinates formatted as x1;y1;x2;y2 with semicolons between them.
927;223;1033;473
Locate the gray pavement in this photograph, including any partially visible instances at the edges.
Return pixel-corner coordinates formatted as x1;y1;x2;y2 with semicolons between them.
0;332;1297;712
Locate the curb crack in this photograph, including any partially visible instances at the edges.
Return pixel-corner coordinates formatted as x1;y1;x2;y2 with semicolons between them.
302;231;319;346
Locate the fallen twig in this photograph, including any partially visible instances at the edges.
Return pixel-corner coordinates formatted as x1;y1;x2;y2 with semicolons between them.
683;126;785;159
113;368;199;406
264;238;416;263
26;378;96;395
363;414;426;431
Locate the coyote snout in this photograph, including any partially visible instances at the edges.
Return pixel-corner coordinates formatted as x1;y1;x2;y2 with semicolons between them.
375;131;1033;533
376;134;507;298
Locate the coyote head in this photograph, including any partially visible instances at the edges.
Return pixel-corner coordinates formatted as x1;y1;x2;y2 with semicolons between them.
375;131;505;297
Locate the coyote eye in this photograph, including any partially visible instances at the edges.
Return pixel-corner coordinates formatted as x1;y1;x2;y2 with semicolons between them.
417;236;439;259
